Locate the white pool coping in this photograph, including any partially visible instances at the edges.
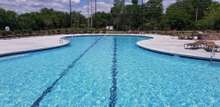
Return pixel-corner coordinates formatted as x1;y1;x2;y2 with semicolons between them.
0;34;71;57
137;34;220;61
0;34;142;57
0;33;220;61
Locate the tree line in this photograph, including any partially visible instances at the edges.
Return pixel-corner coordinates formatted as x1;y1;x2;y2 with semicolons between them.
0;8;87;31
0;0;220;32
112;0;220;30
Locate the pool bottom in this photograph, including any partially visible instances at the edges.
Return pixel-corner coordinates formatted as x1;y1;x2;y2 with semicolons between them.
31;37;103;107
0;36;219;107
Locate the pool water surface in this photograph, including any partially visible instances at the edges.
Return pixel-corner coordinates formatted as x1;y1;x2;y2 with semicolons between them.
0;36;220;107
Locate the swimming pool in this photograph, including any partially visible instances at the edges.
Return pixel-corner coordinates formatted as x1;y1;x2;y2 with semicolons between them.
0;35;220;107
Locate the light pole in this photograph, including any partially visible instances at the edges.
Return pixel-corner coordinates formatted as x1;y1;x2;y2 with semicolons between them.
90;0;93;28
87;0;96;29
94;0;97;29
95;0;97;14
88;0;90;28
69;0;72;27
142;0;144;31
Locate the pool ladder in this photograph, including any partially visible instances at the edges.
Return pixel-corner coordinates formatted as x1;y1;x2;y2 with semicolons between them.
59;39;64;44
210;48;216;62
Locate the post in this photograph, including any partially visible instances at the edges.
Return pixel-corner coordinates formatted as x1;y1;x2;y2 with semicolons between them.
93;0;97;29
195;7;198;22
90;0;93;28
88;0;90;28
141;0;144;31
210;47;216;62
69;0;72;27
95;0;97;14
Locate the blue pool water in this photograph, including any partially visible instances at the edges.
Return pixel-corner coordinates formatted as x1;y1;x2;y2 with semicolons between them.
0;36;220;107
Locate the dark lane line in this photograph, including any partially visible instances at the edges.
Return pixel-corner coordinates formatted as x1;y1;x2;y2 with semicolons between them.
31;37;102;107
109;37;118;107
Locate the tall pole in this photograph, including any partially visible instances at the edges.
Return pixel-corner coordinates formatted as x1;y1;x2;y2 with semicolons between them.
121;0;125;30
95;0;97;14
195;7;198;22
93;0;97;28
69;0;72;27
88;0;90;28
91;0;93;28
142;0;144;31
87;0;96;29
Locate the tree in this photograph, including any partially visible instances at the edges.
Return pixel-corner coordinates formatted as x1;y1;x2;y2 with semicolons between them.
189;0;212;22
71;12;87;28
165;2;193;30
111;2;125;30
164;0;215;30
111;0;142;30
197;2;220;30
114;0;125;6
0;0;220;32
0;8;17;30
15;8;86;31
124;4;142;30
114;0;120;5
17;13;38;30
93;12;112;28
143;0;163;30
132;0;138;5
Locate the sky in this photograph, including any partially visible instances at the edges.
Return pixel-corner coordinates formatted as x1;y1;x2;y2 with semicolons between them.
0;0;219;16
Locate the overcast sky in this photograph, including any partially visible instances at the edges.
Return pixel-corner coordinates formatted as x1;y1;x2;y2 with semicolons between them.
0;0;219;16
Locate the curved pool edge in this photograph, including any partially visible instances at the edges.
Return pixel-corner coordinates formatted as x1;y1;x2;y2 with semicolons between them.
2;33;219;62
136;38;220;62
0;36;71;57
0;34;146;58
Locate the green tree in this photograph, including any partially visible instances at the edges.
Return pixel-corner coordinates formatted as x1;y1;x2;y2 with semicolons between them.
114;0;125;6
132;0;138;5
189;0;212;22
143;0;163;30
0;8;17;30
164;0;214;30
165;2;193;30
111;3;125;30
17;13;38;30
93;12;112;28
124;4;142;30
71;12;87;28
197;2;220;30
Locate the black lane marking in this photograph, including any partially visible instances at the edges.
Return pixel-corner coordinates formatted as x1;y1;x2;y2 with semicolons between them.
109;37;118;107
31;37;102;107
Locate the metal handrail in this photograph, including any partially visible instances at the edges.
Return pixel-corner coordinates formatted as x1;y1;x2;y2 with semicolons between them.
210;48;216;62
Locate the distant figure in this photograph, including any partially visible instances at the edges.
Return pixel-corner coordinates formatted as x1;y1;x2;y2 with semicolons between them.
5;26;10;32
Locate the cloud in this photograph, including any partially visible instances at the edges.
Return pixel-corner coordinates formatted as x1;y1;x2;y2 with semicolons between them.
0;0;220;16
0;0;81;13
77;1;113;17
163;0;176;9
97;2;113;12
58;0;80;3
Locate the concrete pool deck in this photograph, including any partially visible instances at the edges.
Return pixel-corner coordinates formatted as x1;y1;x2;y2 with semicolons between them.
137;34;220;61
0;34;220;61
0;34;141;57
0;35;70;57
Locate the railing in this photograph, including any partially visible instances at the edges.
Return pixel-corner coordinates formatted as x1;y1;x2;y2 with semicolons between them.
210;48;216;62
59;39;64;44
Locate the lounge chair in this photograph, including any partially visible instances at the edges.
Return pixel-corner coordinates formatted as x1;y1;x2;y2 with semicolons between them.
184;40;206;49
203;41;220;52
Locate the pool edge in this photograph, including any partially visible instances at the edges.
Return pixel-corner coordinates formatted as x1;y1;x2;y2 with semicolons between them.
136;39;220;62
0;36;71;58
2;33;219;62
0;34;146;58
